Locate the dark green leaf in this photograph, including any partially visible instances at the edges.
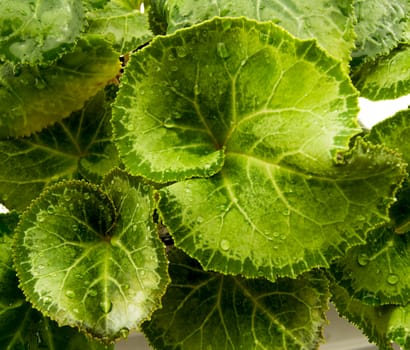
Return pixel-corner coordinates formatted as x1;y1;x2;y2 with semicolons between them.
13;171;169;342
352;0;409;61
143;249;330;350
0;0;86;65
0;212;112;350
331;283;410;350
0;89;121;212
0;35;120;138
332;226;410;305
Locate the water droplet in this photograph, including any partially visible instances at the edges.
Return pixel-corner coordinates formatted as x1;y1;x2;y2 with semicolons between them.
176;47;187;57
216;42;230;59
170;65;178;72
65;290;76;298
72;224;78;232
196;216;204;223
282;209;290;216
34;77;47;90
69;203;75;211
273;232;280;238
220;239;230;251
83;192;90;200
194;84;201;95
99;300;112;313
357;253;370;266
163;118;176;128
42;296;52;304
89;289;98;297
47;205;55;214
387;273;399;285
37;213;46;222
119;328;129;338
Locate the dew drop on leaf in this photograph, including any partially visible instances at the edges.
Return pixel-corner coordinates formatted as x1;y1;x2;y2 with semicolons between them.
357;253;370;266
99;300;113;313
220;239;230;251
387;273;399;285
83;192;90;200
176;47;187;58
65;290;76;298
88;289;97;297
216;42;230;58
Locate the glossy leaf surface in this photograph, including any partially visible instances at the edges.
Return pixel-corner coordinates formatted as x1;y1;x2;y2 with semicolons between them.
0;90;120;212
13;171;169;342
143;249;330;350
0;36;120;138
165;0;356;67
332;283;410;350
0;212;112;350
0;0;85;64
352;0;409;61
87;0;153;54
352;45;410;100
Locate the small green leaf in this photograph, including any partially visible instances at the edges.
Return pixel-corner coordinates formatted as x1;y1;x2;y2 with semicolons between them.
352;45;410;100
143;249;330;350
0;0;86;65
0;89;121;212
165;0;356;67
159;139;406;281
352;0;409;61
0;212;112;350
13;171;169;342
87;0;153;54
332;226;410;305
0;35;120;138
147;0;168;35
331;282;410;350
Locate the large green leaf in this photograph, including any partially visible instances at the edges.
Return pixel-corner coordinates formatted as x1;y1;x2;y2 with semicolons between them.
165;0;356;67
143;249;330;350
332;226;410;305
0;0;85;65
112;17;406;280
87;0;153;54
352;45;410;100
352;0;409;61
0;212;112;350
113;17;361;183
331;283;410;350
0;35;120;138
0;89;120;212
13;170;169;342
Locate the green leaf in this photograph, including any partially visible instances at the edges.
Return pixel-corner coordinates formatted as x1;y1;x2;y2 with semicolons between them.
332;226;410;305
0;0;86;65
331;282;410;350
0;212;112;350
159;139;405;281
165;0;356;67
352;0;409;61
143;249;330;350
352;45;410;100
365;108;410;232
0;89;121;212
87;0;153;54
147;0;169;35
0;35;120;138
13;170;169;342
113;17;360;184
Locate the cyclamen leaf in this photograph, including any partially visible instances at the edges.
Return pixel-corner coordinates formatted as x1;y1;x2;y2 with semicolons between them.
165;0;356;68
113;17;360;184
142;249;330;350
0;0;85;65
0;89;121;212
87;0;153;54
159;139;405;281
13;171;169;342
352;45;410;100
352;0;409;61
0;35;120;138
0;213;111;350
331;283;410;350
332;226;410;305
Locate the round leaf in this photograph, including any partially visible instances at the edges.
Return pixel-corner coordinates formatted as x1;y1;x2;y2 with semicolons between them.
143;249;330;350
13;172;169;342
